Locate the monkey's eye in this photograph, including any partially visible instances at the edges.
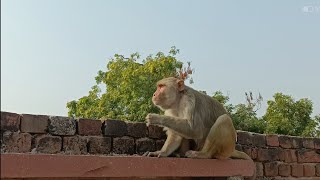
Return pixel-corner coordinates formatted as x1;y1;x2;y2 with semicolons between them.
158;84;165;88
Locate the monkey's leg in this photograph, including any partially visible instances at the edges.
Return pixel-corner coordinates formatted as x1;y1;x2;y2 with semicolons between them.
143;130;183;157
186;114;236;159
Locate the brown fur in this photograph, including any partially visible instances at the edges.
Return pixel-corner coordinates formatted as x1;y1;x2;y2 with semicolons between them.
144;77;252;160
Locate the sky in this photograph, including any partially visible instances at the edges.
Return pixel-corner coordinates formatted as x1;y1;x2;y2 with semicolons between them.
1;0;320;117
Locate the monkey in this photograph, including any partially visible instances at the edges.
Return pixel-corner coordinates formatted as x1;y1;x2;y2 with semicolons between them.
143;77;251;160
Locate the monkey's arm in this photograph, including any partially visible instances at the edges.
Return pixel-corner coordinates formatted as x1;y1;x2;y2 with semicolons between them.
144;131;183;157
146;114;202;139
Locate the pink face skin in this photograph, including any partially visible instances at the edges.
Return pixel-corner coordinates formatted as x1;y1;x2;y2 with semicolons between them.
152;84;165;105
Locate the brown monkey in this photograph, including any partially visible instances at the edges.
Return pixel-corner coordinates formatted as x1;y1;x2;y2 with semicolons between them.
144;77;251;160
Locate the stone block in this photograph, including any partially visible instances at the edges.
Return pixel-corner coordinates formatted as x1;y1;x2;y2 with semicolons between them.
1;112;20;131
113;136;135;155
136;137;156;155
88;136;111;154
2;131;31;153
78;118;102;136
104;119;127;137
63;136;88;155
127;122;147;138
21;114;48;133
48;116;76;136
34;134;62;154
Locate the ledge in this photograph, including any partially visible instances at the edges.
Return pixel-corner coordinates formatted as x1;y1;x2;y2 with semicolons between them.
1;154;255;178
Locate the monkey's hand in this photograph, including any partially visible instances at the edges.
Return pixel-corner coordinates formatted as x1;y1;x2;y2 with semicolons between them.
146;113;162;126
142;151;168;158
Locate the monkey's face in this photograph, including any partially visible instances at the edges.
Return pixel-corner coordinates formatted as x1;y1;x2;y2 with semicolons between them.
152;80;179;110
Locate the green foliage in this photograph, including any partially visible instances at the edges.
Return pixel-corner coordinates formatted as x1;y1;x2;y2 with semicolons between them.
211;91;266;133
263;93;319;137
67;47;185;121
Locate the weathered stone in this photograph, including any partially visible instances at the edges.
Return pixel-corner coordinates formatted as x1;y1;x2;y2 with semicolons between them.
291;137;303;148
63;136;88;155
237;131;253;146
136;137;156;155
266;134;279;147
104;119;127;137
297;149;320;163
291;164;304;177
88;136;111;154
1;112;20;131
278;163;291;177
304;164;316;177
252;133;266;147
235;144;242;151
113;136;135;155
34;134;62;154
156;139;165;150
78;118;102;136
314;138;320;149
279;149;297;163
148;125;166;139
257;148;280;162
127;122;147;138
316;164;320;176
21;114;48;133
48;116;76;136
255;162;264;177
278;136;292;149
2;131;31;153
264;162;279;177
303;138;315;149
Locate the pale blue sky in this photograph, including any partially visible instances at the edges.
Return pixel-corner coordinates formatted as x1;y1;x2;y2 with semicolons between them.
1;0;320;117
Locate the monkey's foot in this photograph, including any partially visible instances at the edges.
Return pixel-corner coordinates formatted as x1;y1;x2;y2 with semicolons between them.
142;151;168;158
185;150;210;159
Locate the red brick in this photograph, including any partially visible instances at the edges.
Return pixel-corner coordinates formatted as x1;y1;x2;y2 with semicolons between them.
34;134;62;154
278;163;291;176
252;133;266;147
2;131;31;153
1;111;20;131
63;136;88;155
297;149;320;163
257;148;280;162
303;138;315;149
49;116;76;135
104;119;127;137
113;136;135;155
291;164;304;177
127;122;148;138
237;131;253;145
266;134;279;147
148;125;166;139
264;162;279;177
280;149;297;163
88;136;111;154
21;114;48;133
316;164;320;176
304;164;316;177
136;137;156;155
78;118;102;136
255;162;264;177
156;139;165;150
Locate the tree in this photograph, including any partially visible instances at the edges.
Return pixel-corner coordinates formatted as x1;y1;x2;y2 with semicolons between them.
67;47;193;122
212;91;266;133
263;93;318;137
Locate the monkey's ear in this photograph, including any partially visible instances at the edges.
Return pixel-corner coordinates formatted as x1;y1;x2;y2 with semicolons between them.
177;79;185;91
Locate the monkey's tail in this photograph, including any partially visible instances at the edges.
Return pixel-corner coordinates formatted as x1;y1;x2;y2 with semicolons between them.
230;150;256;180
230;150;251;160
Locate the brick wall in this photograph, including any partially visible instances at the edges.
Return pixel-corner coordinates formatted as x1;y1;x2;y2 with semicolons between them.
1;111;320;179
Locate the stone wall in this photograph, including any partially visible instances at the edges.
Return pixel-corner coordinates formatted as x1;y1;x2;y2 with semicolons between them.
1;111;320;179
